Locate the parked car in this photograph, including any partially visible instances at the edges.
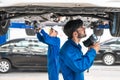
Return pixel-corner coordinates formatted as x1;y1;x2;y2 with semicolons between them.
95;38;120;66
0;38;48;73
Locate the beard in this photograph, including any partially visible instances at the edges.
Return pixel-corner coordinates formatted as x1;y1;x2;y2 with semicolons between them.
77;31;86;38
78;33;86;38
75;30;86;38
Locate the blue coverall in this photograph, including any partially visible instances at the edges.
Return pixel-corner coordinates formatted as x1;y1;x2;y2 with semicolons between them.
37;29;60;80
60;39;96;80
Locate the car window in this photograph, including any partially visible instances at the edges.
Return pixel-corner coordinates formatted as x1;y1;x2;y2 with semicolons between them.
29;42;48;55
10;40;29;53
0;43;10;48
116;39;120;44
15;40;29;47
0;44;11;52
0;38;48;55
13;39;48;55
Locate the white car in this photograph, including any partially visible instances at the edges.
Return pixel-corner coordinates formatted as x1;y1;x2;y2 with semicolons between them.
0;0;120;36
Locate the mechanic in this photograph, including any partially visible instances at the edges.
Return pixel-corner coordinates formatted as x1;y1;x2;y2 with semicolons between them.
59;19;100;80
35;25;60;80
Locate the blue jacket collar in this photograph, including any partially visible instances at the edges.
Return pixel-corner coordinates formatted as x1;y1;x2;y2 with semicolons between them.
68;39;82;49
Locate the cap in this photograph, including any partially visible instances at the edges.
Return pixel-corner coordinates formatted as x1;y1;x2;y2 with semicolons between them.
51;25;59;33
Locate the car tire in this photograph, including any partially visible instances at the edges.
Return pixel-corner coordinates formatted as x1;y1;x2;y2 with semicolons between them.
102;53;115;66
0;12;10;36
93;28;104;36
109;12;120;37
0;59;11;73
25;28;35;36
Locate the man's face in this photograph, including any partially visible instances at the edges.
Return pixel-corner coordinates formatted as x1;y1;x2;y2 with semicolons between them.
49;28;58;37
76;26;86;38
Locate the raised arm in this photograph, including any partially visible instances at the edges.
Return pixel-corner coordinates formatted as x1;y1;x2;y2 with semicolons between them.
40;29;60;46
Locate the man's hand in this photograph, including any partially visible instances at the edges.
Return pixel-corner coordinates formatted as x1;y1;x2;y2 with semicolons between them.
34;27;41;33
90;42;100;53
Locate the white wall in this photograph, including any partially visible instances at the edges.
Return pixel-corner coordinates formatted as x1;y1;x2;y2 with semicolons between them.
8;28;36;40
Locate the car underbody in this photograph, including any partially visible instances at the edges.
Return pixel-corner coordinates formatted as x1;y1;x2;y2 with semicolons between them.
1;6;120;20
1;5;120;36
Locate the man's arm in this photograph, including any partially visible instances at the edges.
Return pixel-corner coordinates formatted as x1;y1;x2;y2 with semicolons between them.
36;32;45;43
40;29;60;46
60;47;96;72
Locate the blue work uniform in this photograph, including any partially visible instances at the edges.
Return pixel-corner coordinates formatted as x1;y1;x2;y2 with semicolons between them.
37;29;60;80
60;39;96;80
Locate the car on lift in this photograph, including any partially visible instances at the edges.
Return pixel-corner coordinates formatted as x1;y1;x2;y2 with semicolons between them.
0;0;120;37
95;38;120;66
0;38;48;73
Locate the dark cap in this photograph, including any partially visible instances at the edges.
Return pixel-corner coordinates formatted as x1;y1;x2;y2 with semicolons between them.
63;19;83;39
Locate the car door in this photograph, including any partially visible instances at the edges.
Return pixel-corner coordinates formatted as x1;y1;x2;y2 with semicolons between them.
10;40;33;67
28;41;48;69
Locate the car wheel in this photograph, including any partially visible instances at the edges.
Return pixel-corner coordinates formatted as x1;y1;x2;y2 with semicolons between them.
0;12;10;36
0;59;11;73
93;28;104;36
109;12;120;37
25;28;35;36
102;54;115;66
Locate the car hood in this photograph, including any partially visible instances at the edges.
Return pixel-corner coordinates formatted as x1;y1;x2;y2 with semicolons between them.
0;0;120;8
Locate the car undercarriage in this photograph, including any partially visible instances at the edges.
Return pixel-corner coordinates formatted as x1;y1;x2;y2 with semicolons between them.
1;5;120;37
